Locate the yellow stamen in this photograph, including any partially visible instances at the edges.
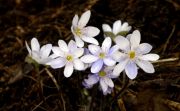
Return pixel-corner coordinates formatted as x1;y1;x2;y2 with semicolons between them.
66;55;73;61
75;28;81;36
99;53;105;59
129;51;135;59
99;71;106;77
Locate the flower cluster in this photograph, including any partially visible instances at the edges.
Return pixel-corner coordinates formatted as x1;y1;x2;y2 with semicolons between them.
25;10;159;95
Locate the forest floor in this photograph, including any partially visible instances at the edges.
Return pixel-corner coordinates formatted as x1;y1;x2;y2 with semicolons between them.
0;0;180;111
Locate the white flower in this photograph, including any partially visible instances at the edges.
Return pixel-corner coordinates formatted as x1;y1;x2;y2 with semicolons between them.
102;20;131;38
25;38;52;65
81;37;118;73
47;40;84;77
71;10;100;47
113;30;159;79
83;66;116;95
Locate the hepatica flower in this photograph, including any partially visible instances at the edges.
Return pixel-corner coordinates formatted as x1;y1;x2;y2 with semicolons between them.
102;20;131;39
113;30;159;79
71;10;100;47
80;37;118;73
83;66;116;95
25;38;52;65
47;40;84;77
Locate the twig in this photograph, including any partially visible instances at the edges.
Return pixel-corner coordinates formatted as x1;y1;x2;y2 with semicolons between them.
162;99;180;111
45;68;60;91
162;25;176;54
152;57;179;63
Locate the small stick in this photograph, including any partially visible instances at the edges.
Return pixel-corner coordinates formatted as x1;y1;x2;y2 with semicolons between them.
152;57;179;63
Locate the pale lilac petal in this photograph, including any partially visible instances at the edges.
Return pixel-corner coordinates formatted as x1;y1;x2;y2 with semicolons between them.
136;43;152;54
74;36;84;47
78;10;90;28
31;51;40;62
73;59;84;70
91;59;103;73
25;41;31;55
80;55;99;63
140;54;159;61
103;57;116;66
103;77;114;88
102;24;112;32
136;60;155;73
126;34;132;40
102;37;112;53
58;40;68;52
115;36;130;51
52;47;65;57
83;74;99;88
73;48;84;58
113;58;129;77
31;38;40;51
40;44;52;58
47;57;66;69
88;45;101;55
109;45;119;55
113;20;122;34
125;61;138;79
81;36;99;45
130;30;141;50
72;14;79;27
100;79;108;93
64;62;74;77
85;26;100;37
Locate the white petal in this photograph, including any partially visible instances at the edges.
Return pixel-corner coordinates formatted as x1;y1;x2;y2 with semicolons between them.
73;48;84;58
31;38;40;51
78;10;91;28
137;43;152;54
73;59;84;70
52;46;65;57
103;77;114;88
91;60;103;73
47;57;66;69
72;14;79;27
25;41;31;55
64;62;74;77
85;26;100;37
130;30;141;50
58;40;68;52
113;58;129;77
120;22;128;31
102;37;112;53
88;45;101;55
125;61;138;79
74;36;84;47
103;57;116;66
112;51;126;62
113;20;122;35
40;44;52;58
140;54;159;61
81;36;99;45
115;36;130;51
102;24;112;32
68;40;77;50
80;55;99;63
100;79;108;93
136;60;155;73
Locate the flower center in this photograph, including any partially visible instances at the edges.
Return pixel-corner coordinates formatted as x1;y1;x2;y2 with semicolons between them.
99;53;105;59
98;71;106;77
128;51;136;59
75;28;82;36
66;55;73;61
